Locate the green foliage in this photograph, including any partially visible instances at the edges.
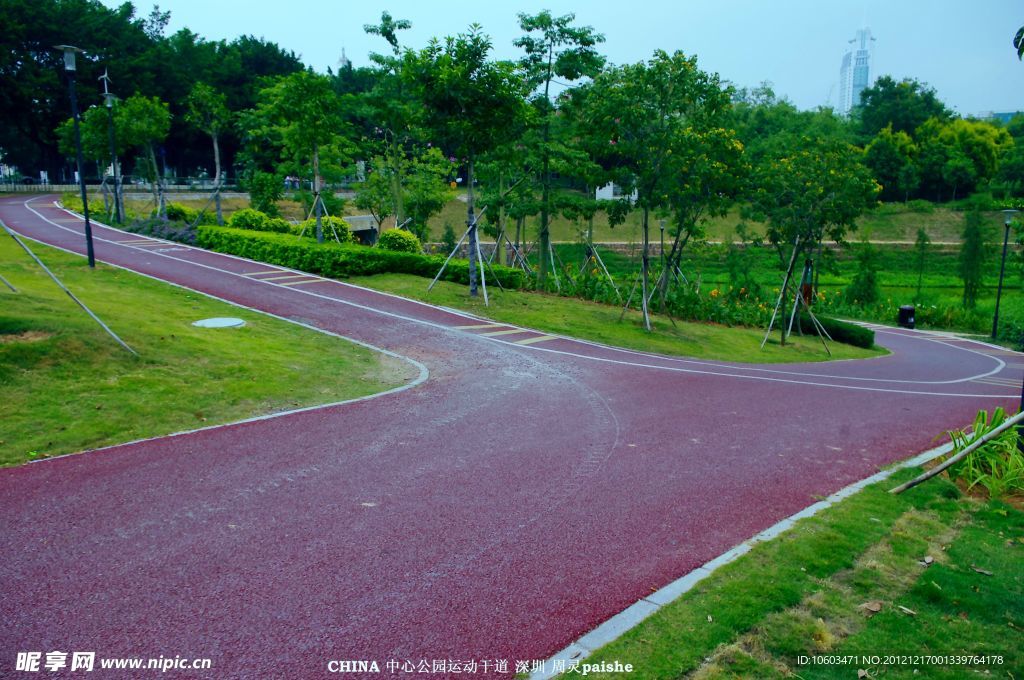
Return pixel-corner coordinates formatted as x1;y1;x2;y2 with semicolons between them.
196;226;526;288
914;227;931;301
947;408;1024;497
959;208;986;308
441;223;458;252
796;314;875;349
857;76;952;139
164;202;199;224
246;171;283;216
845;242;882;306
377;229;422;253
865;124;916;202
749;136;879;257
403;148;456;242
296;216;353;243
229;208;270;231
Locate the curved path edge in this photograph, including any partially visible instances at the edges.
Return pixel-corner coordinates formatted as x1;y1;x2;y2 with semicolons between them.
531;438;956;678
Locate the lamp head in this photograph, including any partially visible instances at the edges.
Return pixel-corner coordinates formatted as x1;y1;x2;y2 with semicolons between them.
54;45;84;72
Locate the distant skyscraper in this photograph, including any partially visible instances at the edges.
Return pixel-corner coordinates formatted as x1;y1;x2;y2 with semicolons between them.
838;28;875;115
338;48;352;71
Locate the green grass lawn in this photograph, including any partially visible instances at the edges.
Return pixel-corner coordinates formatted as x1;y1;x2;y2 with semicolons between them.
420;195;1004;245
0;235;416;466
348;273;883;364
567;469;1023;679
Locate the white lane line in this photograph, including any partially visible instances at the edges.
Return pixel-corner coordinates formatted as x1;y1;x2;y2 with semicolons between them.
42;197;1007;387
22;198;1013;397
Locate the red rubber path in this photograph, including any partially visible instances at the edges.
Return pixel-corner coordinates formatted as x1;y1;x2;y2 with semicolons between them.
1;196;1018;677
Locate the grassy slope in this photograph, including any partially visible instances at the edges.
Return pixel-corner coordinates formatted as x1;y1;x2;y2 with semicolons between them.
420;196;1004;245
0;236;415;465
348;274;882;364
569;470;1023;679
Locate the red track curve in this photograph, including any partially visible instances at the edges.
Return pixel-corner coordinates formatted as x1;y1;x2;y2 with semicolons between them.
1;195;1018;678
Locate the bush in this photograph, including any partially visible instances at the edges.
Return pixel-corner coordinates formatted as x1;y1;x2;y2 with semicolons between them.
165;202;199;224
229;208;270;231
246;171;283;216
60;192;84;214
296;215;352;243
844;243;881;306
196;226;527;288
122;217;197;245
378;229;422;253
906;199;935;213
947;408;1024;498
796;314;875;349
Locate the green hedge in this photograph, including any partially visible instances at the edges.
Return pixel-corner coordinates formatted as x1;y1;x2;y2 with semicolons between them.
378;229;422;253
797;313;875;349
196;226;527;288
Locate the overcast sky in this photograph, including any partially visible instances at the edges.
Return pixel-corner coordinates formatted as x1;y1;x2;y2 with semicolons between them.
106;0;1023;115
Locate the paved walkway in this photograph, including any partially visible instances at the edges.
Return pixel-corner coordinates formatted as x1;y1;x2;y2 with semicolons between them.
1;195;1017;678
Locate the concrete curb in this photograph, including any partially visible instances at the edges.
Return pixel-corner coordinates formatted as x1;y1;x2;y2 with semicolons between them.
530;440;956;679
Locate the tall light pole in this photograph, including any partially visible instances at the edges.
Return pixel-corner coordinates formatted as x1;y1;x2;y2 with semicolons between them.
99;69;121;224
992;208;1020;339
55;45;95;267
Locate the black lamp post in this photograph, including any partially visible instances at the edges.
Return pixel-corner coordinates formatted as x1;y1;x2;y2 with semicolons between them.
99;69;121;224
992;208;1020;339
55;44;95;267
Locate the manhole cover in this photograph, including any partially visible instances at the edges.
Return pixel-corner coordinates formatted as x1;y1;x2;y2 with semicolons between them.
192;317;246;328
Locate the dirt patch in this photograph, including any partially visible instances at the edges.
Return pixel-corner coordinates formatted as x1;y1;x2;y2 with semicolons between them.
0;330;53;344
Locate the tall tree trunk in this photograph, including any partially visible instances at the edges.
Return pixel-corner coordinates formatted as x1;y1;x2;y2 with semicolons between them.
148;145;165;218
467;155;479;296
390;139;404;229
212;132;223;225
313;144;323;243
537;43;555;285
641;206;651;331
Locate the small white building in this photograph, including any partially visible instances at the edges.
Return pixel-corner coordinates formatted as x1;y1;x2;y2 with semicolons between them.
595;182;637;202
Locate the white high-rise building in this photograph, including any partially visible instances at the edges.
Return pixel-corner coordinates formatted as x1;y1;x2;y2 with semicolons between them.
838;28;875;115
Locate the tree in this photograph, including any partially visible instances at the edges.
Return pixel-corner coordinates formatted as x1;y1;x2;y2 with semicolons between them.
865;124;916;202
959;208;986;308
857;76;951;140
354;159;394;231
515;10;605;284
402;148;455;242
402;25;527;296
117;94;171;218
747;136;879;343
361;11;415;230
914;227;931;302
580;50;737;329
249;71;348;242
185;82;230;224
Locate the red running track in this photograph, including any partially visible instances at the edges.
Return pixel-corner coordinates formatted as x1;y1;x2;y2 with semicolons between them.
1;195;1019;678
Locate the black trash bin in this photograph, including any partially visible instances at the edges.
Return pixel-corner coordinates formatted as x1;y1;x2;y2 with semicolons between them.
898;305;915;329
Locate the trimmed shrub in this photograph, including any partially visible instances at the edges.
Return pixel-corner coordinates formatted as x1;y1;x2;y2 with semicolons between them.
797;314;875;349
196;226;527;288
378;229;422;253
297;215;352;243
229;208;270;231
165;202;199;224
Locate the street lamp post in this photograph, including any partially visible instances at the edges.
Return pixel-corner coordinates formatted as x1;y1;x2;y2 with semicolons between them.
55;45;95;267
992;209;1020;339
99;69;121;224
